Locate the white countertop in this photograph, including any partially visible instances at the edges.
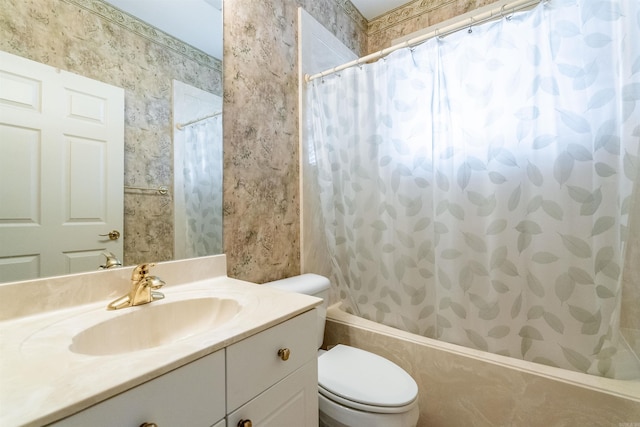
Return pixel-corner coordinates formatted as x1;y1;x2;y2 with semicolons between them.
0;255;321;427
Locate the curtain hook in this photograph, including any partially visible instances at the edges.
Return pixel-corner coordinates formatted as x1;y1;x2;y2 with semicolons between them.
468;17;474;33
501;4;513;20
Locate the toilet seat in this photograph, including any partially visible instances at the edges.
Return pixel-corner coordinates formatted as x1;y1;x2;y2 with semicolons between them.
318;345;418;414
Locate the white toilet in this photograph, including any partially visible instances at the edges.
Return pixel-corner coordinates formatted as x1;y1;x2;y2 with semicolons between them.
266;274;419;427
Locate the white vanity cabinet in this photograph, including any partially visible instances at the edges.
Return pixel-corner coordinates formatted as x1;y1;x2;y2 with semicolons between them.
48;310;318;427
227;309;318;427
50;349;226;427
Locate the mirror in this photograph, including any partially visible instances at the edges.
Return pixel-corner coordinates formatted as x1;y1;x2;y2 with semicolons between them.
0;0;223;282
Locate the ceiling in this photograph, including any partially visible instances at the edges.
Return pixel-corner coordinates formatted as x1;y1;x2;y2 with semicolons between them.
103;0;223;59
350;0;413;20
102;0;411;60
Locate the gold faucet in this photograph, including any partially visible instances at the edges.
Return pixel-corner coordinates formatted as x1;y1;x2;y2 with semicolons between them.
107;263;165;310
99;251;122;269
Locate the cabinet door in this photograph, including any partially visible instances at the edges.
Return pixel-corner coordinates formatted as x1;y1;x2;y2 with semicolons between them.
49;351;225;427
227;360;318;427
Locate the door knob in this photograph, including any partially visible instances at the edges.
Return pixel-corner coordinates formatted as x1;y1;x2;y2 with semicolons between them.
237;420;252;427
99;230;121;240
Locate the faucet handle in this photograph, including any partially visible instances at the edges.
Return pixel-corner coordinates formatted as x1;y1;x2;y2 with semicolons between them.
99;251;122;269
132;263;155;281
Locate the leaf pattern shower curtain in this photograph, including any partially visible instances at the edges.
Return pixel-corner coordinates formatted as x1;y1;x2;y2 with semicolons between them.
306;0;640;378
183;115;223;257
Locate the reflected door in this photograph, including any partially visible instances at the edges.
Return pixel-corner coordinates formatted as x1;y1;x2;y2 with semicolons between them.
0;51;124;282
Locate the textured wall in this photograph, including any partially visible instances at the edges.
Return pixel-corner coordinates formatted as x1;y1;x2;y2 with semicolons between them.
222;0;366;283
367;0;502;53
0;0;222;266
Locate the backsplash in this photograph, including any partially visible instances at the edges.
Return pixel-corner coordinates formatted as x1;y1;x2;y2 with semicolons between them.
0;254;228;321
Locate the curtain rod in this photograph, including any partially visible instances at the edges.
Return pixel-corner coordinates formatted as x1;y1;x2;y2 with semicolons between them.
305;0;543;83
175;111;222;130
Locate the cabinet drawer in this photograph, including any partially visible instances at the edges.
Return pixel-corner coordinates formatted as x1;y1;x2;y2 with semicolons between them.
227;309;317;412
50;350;225;427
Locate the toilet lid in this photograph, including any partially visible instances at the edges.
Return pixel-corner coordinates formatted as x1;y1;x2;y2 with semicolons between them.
318;344;418;408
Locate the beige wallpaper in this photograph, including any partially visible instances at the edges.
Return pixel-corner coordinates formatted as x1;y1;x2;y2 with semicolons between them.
0;0;222;266
222;0;367;283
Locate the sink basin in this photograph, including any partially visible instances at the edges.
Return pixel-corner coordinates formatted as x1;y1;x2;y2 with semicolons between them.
69;297;240;356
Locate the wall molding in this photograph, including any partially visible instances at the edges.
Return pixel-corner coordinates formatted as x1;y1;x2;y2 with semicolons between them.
367;0;458;36
62;0;222;71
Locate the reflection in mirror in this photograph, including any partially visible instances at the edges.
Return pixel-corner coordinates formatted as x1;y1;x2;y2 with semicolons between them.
173;81;223;259
0;0;223;283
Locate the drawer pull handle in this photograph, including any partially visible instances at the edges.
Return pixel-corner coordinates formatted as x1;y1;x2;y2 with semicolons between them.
140;423;158;427
278;348;291;361
238;420;253;427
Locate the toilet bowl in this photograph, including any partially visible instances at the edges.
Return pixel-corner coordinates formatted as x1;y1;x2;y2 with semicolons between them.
266;274;419;427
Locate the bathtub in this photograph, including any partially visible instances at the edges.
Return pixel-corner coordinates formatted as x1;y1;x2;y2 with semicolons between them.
323;304;640;427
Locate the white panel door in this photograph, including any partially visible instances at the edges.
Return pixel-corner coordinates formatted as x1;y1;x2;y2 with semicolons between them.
0;51;124;282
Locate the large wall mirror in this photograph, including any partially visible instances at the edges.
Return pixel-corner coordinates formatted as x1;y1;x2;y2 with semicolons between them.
0;0;223;283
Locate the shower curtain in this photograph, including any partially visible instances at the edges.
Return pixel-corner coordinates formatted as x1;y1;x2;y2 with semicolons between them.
182;115;223;257
306;0;640;378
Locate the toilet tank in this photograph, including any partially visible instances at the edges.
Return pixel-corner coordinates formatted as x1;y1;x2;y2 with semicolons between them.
264;274;330;349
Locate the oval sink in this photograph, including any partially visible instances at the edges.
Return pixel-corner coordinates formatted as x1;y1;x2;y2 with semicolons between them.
70;297;240;356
